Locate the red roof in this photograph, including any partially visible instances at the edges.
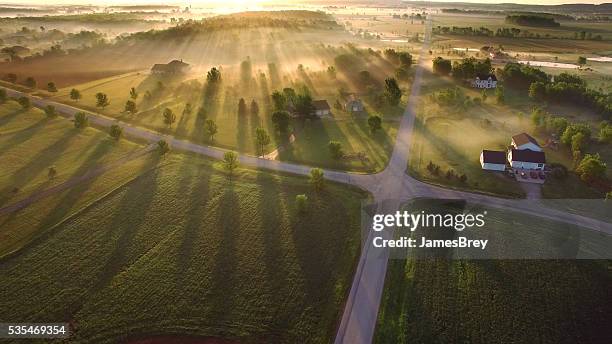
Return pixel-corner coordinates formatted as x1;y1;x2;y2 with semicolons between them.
512;133;540;147
510;149;546;163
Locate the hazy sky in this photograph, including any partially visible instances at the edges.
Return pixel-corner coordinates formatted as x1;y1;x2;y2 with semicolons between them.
9;0;609;6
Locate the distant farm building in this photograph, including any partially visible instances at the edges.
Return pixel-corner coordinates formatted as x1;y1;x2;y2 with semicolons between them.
480;150;507;171
151;59;190;75
344;95;364;113
313;100;331;117
472;74;497;89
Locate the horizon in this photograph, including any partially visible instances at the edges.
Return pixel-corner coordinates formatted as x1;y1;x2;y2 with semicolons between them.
5;1;611;8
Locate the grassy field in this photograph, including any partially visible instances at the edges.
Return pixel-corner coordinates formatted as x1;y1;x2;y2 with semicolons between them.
375;199;612;344
51;57;405;172
0;99;155;255
0;152;368;343
408;68;608;199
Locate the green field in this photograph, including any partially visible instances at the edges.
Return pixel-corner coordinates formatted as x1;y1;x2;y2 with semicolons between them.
0;152;367;343
375;199;612;344
0;99;157;254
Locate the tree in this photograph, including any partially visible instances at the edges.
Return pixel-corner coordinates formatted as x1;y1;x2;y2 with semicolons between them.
528;81;546;100
6;73;17;83
327;66;336;78
47;82;57;92
328;140;344;160
223;151;239;177
206;67;221;84
561;124;591;146
599;122;612;143
183;103;192;115
495;86;505;104
433;57;452;76
74;112;89;128
17;96;30;109
295;194;308;213
294;92;314;119
70;88;81;102
255;127;271;156
95;92;109;108
575;154;606;183
384;78;402;106
367;115;382;134
271;91;286;111
272;111;290;133
44;105;57;117
125;100;137;114
205;119;218;142
309;168;325;191
109;124;122;140
250;99;259;116
157;140;170;154
577;56;587;66
162;108;176;127
571;132;587;153
0;89;6;103
48;166;57;179
606;191;612;200
129;87;138;100
24;77;36;89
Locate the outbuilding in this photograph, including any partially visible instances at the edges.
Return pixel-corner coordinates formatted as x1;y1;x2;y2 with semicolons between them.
480;150;507;171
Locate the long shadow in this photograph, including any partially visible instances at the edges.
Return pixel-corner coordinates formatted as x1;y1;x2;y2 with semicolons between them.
204;183;239;324
237;102;249;153
0;129;80;206
0;117;50;157
0;107;27;127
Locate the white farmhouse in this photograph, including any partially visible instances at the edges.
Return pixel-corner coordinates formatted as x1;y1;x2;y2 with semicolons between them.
480;150;507;171
511;133;542;152
472;74;497;89
508;149;546;170
312;100;331;117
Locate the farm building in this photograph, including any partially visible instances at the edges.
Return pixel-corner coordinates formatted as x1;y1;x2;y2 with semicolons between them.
344;95;364;113
508;149;546;170
511;133;542;152
480;150;507;171
472;74;497;89
313;100;331;117
151;59;190;75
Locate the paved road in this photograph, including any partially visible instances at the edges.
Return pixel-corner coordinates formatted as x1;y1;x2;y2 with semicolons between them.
2;18;611;343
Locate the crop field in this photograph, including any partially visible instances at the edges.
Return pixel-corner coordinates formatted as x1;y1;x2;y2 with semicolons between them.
0;99;154;255
374;199;612;344
408;62;610;199
0;153;367;343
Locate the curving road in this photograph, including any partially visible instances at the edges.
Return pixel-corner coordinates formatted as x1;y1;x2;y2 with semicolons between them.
1;17;611;344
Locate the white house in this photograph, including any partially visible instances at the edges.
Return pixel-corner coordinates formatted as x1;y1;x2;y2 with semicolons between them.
508;149;546;170
480;150;507;171
511;133;542;152
472;74;497;89
313;100;331;117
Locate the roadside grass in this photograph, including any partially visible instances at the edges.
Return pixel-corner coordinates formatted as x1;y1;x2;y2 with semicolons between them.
409;70;607;199
375;199;612;344
0;152;367;343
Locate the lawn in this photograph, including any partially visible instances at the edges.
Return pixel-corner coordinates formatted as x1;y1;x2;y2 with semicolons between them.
0;152;368;343
374;199;612;344
408;68;608;199
0;99;153;255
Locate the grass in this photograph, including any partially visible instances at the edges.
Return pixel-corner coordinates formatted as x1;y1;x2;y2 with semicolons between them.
51;58;405;172
0;152;367;343
0;99;152;254
374;198;612;344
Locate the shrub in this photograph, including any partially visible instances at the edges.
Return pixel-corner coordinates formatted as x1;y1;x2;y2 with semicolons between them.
44;105;57;117
157;140;170;154
309;168;325;191
74;112;89;128
295;194;308;213
109;125;122;140
328;140;344;160
17;96;30;109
